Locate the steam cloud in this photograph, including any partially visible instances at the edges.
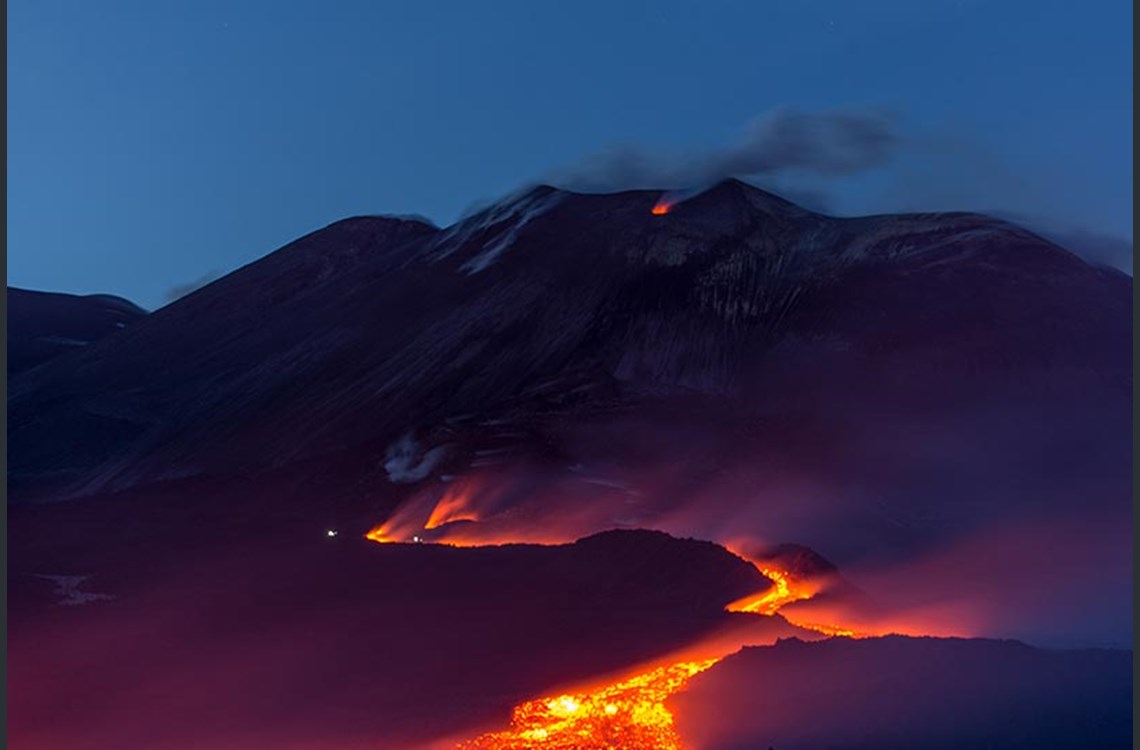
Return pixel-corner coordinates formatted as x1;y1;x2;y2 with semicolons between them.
550;107;898;193
384;433;448;484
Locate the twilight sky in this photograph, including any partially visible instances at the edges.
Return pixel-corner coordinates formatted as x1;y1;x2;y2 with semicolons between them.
7;0;1133;309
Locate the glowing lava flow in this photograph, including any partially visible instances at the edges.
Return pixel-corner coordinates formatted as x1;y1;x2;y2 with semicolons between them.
726;566;860;638
448;564;860;749
457;659;718;750
363;500;865;748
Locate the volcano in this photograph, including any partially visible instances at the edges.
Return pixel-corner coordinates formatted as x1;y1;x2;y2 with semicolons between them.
9;179;1127;502
6;180;1132;749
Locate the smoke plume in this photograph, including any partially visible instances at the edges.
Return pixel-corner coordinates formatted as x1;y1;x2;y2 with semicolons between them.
550;107;898;193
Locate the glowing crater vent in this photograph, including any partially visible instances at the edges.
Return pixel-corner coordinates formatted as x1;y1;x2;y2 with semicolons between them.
457;658;718;750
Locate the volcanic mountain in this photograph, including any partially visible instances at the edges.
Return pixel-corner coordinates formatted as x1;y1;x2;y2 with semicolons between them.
7;179;1131;643
6;180;1132;749
9;179;1127;494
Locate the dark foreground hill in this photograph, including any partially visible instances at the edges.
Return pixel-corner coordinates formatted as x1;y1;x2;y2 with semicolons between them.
7;287;146;375
673;635;1133;750
7;529;806;750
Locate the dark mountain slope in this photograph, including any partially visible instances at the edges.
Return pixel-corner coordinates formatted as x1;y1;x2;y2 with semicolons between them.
673;635;1132;750
8;180;1128;504
7;287;146;375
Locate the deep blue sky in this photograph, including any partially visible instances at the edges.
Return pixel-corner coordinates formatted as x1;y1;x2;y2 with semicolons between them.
8;0;1133;309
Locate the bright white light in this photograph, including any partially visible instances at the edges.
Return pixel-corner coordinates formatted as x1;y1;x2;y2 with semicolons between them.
326;529;338;537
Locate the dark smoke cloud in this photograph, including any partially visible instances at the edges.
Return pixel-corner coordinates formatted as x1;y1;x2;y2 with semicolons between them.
164;270;222;302
545;107;1132;275
549;107;899;192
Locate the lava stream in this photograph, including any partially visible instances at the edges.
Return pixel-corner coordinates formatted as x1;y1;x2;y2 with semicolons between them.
457;659;718;750
726;566;860;638
365;526;868;748
363;488;870;749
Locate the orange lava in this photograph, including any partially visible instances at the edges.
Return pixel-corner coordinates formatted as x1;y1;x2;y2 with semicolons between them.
727;566;861;638
726;566;816;615
362;522;869;748
651;201;673;215
457;658;718;750
441;557;862;748
364;525;399;544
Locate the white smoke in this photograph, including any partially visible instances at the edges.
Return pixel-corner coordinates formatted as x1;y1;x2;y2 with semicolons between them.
383;433;448;484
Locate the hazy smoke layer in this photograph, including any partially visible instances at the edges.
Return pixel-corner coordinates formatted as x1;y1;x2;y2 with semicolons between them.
550;107;898;192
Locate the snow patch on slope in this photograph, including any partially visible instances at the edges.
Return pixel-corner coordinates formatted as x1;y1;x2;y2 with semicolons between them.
425;188;564;274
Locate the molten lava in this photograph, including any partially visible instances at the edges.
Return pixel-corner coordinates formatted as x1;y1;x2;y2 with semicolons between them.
726;566;814;615
651;199;673;215
726;566;860;638
458;659;718;750
364;505;880;748
450;560;857;750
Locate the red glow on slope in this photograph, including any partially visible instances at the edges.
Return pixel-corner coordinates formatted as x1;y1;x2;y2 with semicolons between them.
444;555;865;749
359;479;970;748
424;485;481;530
362;522;883;748
726;566;860;638
458;658;719;750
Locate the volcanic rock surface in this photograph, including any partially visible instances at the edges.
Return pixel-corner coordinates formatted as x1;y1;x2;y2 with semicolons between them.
7;528;808;750
9;179;1128;504
6;181;1132;750
7;179;1132;647
7;287;146;375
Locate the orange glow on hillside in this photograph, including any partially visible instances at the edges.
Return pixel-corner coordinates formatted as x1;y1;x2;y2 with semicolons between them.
651;199;673;215
424;485;480;530
362;513;923;748
457;658;719;750
726;566;817;615
447;558;862;749
364;525;398;544
727;566;862;638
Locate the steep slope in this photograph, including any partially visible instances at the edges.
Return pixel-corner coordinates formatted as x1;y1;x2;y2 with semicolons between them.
8;180;1128;501
7;287;146;375
6;178;1132;647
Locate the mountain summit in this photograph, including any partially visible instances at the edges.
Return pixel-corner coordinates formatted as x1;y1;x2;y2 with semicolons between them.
8;181;1129;512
